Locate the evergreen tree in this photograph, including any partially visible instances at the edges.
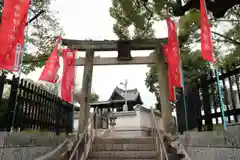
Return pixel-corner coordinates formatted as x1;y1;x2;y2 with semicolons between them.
0;0;61;74
109;0;240;108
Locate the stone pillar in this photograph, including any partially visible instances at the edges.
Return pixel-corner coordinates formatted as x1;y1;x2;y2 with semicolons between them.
78;49;94;135
154;50;172;133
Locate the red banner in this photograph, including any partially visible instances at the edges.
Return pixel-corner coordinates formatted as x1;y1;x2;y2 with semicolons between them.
200;0;215;62
166;17;182;88
61;49;76;103
39;36;61;83
0;0;30;71
163;44;176;102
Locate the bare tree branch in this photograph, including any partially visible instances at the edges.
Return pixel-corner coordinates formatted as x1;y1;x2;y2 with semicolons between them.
211;31;240;45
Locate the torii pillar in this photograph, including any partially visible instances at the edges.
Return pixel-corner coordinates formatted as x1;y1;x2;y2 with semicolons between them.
78;49;94;134
154;50;172;133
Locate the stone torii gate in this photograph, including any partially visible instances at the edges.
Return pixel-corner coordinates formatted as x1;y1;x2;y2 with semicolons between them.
62;38;173;133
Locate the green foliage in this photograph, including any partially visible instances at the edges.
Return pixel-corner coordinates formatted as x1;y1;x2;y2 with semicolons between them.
218;12;240;67
109;0;240;108
178;10;201;46
40;80;100;103
109;0;155;39
74;91;100;104
89;93;100;103
0;0;61;74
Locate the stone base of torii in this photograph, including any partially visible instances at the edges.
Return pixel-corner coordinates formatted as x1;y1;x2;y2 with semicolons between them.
62;38;172;134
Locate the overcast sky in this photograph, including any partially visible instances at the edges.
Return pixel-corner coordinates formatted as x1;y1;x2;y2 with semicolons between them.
21;0;234;111
23;0;172;107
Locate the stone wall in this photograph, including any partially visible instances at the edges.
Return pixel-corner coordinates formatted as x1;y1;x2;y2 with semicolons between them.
185;146;240;160
179;124;240;147
112;105;163;137
179;124;240;159
0;132;72;160
225;123;240;146
179;131;226;146
0;146;53;160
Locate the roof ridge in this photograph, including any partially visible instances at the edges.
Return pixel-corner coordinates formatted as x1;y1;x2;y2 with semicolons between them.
115;87;138;93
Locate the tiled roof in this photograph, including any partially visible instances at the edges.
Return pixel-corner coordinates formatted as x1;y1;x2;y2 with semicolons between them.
114;87;139;101
109;87;143;104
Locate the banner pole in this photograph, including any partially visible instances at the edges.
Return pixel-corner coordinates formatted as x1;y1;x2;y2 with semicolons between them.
73;51;76;135
10;0;32;132
175;21;189;131
201;0;227;130
180;64;188;131
214;65;227;130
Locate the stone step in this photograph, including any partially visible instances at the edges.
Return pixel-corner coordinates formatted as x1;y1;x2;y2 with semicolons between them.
89;151;156;159
94;137;154;144
93;143;155;151
88;155;185;160
88;158;156;160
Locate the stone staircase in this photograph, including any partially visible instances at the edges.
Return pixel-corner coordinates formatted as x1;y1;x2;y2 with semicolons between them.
87;137;157;160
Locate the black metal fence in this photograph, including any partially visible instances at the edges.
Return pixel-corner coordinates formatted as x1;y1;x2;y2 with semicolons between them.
176;65;240;133
0;73;73;135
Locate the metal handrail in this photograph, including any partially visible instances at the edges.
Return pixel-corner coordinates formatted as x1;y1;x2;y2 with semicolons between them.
150;108;169;160
69;108;98;160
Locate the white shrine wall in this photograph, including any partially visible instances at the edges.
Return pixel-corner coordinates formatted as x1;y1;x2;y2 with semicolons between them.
113;105;163;137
